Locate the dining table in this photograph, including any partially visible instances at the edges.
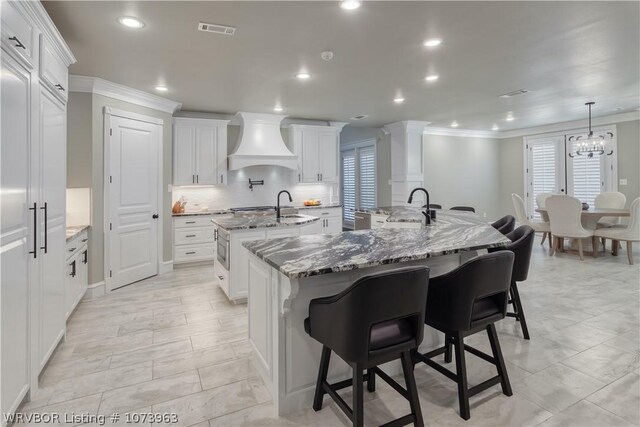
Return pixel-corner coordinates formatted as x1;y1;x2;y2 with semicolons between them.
536;207;630;254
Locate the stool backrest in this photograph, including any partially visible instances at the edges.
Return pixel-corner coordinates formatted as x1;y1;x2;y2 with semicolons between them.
450;206;475;213
546;195;588;237
501;225;535;282
308;266;429;363
427;252;514;332
491;215;516;235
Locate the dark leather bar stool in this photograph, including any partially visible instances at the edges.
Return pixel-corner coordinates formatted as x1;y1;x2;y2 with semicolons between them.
423;203;442;209
491;215;516;235
489;225;535;339
450;206;475;213
305;267;430;427
413;252;514;420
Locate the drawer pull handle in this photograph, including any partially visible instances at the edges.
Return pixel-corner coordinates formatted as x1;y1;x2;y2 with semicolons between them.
322;212;329;215
81;238;88;242
55;84;65;92
9;36;25;49
185;221;196;224
186;251;196;255
218;276;224;280
186;234;196;237
376;221;384;224
70;260;76;277
68;247;76;252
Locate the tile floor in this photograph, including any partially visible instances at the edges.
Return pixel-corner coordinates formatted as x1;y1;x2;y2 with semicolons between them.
17;238;640;426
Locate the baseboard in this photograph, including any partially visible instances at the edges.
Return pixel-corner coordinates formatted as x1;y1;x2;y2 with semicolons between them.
160;260;174;274
85;281;105;299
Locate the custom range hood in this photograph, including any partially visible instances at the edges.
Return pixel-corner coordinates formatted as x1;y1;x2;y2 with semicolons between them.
228;112;297;170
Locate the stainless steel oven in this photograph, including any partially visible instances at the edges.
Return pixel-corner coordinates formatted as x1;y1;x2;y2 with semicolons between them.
216;227;230;270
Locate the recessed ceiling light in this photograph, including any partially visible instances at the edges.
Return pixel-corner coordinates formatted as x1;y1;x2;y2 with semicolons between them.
118;16;145;29
423;38;442;47
506;113;514;122
393;97;405;104
296;72;311;80
451;121;459;128
425;74;439;82
340;0;362;10
492;124;499;131
155;86;168;92
273;106;283;112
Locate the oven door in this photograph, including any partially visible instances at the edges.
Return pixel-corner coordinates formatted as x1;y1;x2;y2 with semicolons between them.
216;230;230;270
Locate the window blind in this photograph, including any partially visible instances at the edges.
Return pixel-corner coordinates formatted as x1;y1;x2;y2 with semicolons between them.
358;147;376;211
342;152;356;223
531;142;557;219
570;141;602;209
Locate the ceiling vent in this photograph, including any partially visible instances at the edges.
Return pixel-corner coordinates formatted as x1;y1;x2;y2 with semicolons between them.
350;115;368;120
499;89;530;98
198;22;236;36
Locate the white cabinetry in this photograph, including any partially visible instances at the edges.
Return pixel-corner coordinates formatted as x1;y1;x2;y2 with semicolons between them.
301;207;343;234
173;118;229;185
0;0;74;419
64;230;88;320
288;124;344;183
173;214;232;264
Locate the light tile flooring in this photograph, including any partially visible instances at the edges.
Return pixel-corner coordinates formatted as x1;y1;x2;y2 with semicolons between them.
18;238;640;426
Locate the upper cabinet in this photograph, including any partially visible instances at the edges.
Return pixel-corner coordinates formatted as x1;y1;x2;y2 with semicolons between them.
173;117;229;185
39;34;69;102
1;1;36;68
288;124;344;184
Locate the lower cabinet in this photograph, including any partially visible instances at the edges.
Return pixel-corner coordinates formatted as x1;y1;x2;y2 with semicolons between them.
173;214;233;265
64;230;88;320
300;207;343;234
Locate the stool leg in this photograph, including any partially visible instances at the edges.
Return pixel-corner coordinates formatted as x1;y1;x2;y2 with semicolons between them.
352;364;364;427
444;333;452;363
401;351;425;427
510;283;530;340
367;368;376;392
313;346;331;411
487;323;512;397
453;333;470;420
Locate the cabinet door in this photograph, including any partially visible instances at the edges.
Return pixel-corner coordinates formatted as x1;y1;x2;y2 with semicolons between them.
318;130;338;182
1;52;31;415
216;125;227;185
265;227;300;239
230;231;266;300
195;125;217;184
324;217;343;234
65;254;80;318
289;127;304;183
39;36;68;102
173;124;196;185
300;221;322;235
301;130;320;182
0;1;35;68
38;87;66;368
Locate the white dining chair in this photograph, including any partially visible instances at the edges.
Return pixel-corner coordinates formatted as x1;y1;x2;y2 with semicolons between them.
595;192;626;227
546;195;594;260
512;194;552;247
594;197;639;265
535;193;553;210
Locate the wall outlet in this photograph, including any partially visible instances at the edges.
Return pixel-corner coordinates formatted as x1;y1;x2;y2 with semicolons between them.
619;178;628;186
483;212;487;218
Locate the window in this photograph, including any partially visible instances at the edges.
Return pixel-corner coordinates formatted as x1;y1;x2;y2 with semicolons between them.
528;137;564;219
341;140;377;227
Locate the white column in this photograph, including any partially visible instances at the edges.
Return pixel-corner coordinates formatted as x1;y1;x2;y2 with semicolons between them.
383;120;429;205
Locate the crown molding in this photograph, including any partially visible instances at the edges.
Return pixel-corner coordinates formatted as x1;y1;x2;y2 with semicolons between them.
19;1;76;66
69;75;182;114
497;111;640;139
423;127;498;139
383;120;431;135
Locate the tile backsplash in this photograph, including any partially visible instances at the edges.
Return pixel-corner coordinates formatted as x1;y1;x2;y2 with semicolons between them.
172;166;338;212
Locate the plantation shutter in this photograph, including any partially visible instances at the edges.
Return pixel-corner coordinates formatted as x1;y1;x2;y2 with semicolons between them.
531;142;558;219
358;147;376;211
342;150;356;223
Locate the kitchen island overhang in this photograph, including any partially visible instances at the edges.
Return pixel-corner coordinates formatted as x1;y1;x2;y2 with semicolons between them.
242;211;510;416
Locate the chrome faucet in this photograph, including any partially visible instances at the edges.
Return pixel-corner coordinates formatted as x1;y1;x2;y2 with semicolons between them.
407;187;431;225
276;190;292;219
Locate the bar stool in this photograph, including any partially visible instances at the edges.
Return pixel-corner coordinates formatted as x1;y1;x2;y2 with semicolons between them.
489;225;535;339
305;267;430;427
450;206;475;213
423;203;442;209
413;252;514;420
491;215;516;235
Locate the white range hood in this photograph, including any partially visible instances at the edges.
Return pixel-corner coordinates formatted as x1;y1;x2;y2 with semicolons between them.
228;112;298;170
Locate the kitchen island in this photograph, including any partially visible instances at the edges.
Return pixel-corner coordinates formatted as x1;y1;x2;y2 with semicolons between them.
242;209;510;415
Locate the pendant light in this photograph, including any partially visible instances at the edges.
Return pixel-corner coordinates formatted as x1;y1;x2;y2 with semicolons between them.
568;102;614;158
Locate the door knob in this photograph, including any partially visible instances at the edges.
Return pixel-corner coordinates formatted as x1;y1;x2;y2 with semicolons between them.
152;214;159;219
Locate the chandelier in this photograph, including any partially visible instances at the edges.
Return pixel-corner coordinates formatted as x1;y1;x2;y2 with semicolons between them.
568;102;614;158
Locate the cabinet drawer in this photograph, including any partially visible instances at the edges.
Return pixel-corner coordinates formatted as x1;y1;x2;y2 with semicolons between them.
174;244;215;263
309;207;342;218
371;214;389;229
174;227;214;245
1;1;35;68
174;216;214;228
39;35;68;101
66;231;88;259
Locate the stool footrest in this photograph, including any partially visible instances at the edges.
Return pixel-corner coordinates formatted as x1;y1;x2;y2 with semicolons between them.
380;414;416;427
464;344;496;364
371;367;408;400
468;375;502;397
413;351;458;382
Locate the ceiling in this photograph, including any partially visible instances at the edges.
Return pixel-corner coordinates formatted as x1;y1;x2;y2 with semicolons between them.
44;1;640;130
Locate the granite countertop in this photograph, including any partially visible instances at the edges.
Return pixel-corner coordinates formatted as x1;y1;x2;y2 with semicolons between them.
297;204;342;210
357;206;454;223
212;214;320;231
243;210;509;279
172;210;232;217
66;225;90;242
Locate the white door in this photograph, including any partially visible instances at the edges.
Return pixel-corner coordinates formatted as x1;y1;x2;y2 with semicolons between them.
195;125;217;184
526;136;566;219
108;115;160;289
37;87;66;369
173;123;195;185
318;130;338;182
301;130;320;182
1;51;31;416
